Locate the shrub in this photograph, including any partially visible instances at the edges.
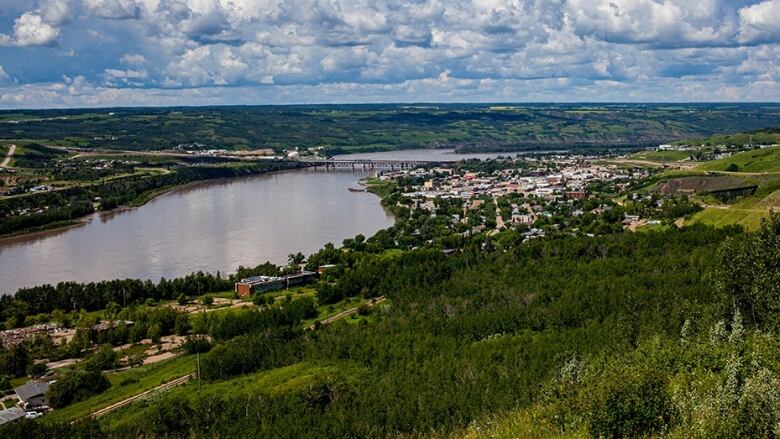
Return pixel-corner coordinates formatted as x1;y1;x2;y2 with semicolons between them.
182;335;212;354
46;370;110;408
84;344;118;371
588;362;672;438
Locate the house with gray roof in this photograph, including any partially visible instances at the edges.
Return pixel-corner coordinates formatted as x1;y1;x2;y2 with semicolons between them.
13;380;51;411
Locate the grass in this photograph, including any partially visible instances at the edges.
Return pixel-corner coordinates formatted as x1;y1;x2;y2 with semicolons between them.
99;361;366;431
698;146;780;173
44;354;196;423
688;207;768;230
1;397;18;410
629;150;691;163
446;404;588;439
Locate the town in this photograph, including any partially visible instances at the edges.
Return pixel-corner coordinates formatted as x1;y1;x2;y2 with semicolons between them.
370;154;675;241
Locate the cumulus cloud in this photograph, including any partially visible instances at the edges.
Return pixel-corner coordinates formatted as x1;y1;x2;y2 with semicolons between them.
39;0;74;26
738;0;780;44
1;0;780;106
83;0;144;20
0;12;61;47
120;53;147;65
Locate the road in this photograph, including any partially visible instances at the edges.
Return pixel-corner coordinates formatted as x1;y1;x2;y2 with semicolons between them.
306;296;386;330
0;144;15;168
85;373;193;419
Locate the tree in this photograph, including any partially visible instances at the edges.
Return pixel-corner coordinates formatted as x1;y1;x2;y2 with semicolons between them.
147;324;162;343
84;344;118;371
174;314;191;336
716;212;780;329
177;294;188;306
0;344;30;378
288;252;306;266
46;370;110;408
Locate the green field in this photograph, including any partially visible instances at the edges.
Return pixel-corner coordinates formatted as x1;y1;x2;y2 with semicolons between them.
44;355;196;423
629;150;691;162
698;146;780;173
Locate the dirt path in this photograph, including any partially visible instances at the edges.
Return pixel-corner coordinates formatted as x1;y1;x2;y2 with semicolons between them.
1;144;15;168
627;219;648;232
306;296;386;330
674;217;685;228
87;373;193;419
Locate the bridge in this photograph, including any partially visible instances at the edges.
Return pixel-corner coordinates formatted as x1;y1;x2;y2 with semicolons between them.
298;158;442;170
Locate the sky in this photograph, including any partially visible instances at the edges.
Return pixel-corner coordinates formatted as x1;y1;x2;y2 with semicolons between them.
0;0;779;108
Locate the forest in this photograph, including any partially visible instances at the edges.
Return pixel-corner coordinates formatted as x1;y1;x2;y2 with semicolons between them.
3;209;780;437
3;104;780;154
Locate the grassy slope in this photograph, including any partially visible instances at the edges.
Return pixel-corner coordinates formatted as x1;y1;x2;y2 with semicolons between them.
100;361;365;431
698;146;780;173
44;355;196;423
641;148;780;230
678;129;780;147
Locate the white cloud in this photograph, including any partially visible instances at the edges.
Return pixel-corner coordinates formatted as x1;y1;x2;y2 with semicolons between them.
0;12;61;47
84;0;144;20
165;45;249;86
738;0;780;44
39;0;74;26
564;0;738;47
120;53;147;65
1;0;780;106
0;66;12;84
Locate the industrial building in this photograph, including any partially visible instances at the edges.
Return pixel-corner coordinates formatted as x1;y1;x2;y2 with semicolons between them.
234;271;319;297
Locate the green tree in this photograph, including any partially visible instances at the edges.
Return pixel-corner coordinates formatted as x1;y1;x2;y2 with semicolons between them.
46;370;110;408
716;212;780;329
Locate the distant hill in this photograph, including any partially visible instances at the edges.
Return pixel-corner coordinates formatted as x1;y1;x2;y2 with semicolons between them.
3;103;780;153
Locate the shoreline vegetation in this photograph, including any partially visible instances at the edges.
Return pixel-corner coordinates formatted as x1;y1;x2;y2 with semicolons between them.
0;160;305;239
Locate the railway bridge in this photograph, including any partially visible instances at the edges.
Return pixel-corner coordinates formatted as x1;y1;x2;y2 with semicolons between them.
298;158;442;170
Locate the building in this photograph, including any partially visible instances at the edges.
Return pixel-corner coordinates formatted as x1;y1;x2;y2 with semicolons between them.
234;271;320;297
14;380;51;411
235;276;286;297
565;191;588;200
285;271;319;287
0;407;25;425
317;264;338;274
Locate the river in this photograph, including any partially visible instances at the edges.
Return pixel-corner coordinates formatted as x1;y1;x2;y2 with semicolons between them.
0;149;506;294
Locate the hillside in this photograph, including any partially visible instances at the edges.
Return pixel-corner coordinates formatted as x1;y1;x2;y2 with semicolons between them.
698;146;780;173
3;104;780;153
9;219;780;438
678;127;780;148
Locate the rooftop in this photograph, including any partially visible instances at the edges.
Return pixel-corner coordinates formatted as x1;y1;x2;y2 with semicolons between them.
14;380;50;403
0;407;25;425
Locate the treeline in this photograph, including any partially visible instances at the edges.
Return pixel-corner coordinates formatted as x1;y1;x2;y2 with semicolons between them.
2;273;231;318
0;160;302;235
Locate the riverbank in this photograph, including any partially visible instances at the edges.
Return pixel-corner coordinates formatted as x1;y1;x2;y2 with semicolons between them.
1;167;394;293
0;161;305;240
